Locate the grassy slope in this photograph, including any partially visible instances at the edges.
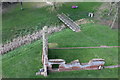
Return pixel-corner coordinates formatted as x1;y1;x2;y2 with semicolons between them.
2;23;119;78
2;2;101;43
2;40;44;78
2;2;59;43
49;23;118;47
48;23;118;66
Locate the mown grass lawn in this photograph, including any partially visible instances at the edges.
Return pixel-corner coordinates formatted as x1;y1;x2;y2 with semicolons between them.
2;2;59;43
2;23;119;78
47;68;119;78
49;23;118;47
2;2;102;43
2;40;44;78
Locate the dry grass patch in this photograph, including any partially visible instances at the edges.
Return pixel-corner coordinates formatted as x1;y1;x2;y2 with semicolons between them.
48;43;58;48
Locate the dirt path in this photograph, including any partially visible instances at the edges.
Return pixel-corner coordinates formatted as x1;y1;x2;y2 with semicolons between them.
104;65;120;68
49;46;120;49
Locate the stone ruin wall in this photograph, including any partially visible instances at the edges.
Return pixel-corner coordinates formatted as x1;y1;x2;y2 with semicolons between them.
42;26;48;76
47;59;105;72
0;25;66;55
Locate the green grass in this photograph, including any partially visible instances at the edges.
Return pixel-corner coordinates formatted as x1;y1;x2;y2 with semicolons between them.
47;68;118;78
48;23;118;66
2;3;59;43
48;23;118;47
2;40;44;78
58;2;102;20
2;23;119;78
48;48;118;66
2;2;102;43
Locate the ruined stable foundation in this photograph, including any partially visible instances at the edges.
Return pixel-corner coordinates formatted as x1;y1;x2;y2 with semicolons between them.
36;26;105;76
48;59;105;72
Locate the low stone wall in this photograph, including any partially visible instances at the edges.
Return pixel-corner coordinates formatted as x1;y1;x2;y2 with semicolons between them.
0;25;66;54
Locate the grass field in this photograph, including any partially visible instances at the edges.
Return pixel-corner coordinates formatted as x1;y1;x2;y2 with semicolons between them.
2;2;102;43
47;68;118;78
2;23;119;78
48;23;118;66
